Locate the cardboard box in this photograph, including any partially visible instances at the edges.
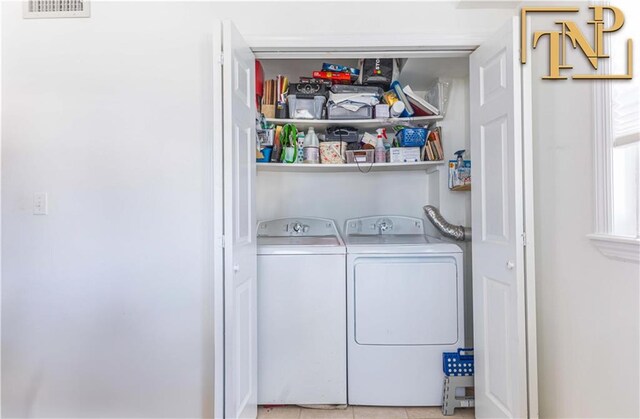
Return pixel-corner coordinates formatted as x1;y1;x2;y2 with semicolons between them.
389;147;421;163
312;71;352;84
375;104;390;118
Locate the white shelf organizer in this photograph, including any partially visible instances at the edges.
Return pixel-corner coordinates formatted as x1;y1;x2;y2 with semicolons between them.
257;161;443;173
265;115;443;130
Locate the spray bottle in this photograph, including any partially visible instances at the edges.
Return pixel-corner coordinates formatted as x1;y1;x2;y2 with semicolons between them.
454;150;465;170
454;150;465;183
375;128;387;163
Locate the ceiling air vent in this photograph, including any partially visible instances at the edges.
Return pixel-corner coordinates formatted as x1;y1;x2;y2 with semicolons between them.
24;0;90;19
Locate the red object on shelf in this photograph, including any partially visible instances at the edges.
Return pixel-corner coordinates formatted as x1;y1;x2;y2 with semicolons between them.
255;60;265;108
312;71;352;84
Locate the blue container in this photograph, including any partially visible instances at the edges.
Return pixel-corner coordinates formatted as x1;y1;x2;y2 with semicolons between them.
397;128;428;147
257;147;272;163
442;348;474;376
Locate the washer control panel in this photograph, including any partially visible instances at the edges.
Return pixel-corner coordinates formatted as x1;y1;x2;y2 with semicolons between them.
258;217;339;237
345;216;424;236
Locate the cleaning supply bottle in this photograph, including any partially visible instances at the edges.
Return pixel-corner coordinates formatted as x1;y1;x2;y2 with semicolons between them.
390;101;405;118
375;128;386;163
303;127;320;164
454;150;466;183
454;150;465;170
296;132;305;163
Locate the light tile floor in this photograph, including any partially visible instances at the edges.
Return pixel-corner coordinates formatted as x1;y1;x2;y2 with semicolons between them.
258;405;474;419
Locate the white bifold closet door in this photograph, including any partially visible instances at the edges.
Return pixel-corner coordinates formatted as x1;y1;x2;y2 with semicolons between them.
470;17;538;419
213;20;258;419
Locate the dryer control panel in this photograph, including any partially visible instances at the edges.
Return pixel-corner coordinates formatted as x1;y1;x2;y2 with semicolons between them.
345;216;424;236
258;217;339;237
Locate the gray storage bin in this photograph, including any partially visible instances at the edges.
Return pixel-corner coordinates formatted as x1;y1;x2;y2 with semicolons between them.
326;126;360;143
288;95;326;119
327;103;373;120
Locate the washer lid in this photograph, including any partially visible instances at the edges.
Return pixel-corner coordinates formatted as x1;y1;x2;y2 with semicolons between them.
259;236;341;246
258;243;346;255
257;217;345;255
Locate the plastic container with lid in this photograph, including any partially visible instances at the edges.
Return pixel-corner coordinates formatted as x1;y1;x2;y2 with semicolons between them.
327;103;373;120
288;95;326;119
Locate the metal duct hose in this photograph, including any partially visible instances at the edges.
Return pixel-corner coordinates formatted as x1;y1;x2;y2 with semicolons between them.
423;205;471;242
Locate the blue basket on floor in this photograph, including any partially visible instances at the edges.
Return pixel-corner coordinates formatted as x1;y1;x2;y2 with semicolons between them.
397;128;428;147
443;348;474;376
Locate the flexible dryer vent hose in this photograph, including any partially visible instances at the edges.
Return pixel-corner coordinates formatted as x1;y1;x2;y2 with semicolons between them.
423;205;471;242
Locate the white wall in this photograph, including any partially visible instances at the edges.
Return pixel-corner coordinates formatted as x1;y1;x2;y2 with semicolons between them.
1;2;217;417
530;7;640;418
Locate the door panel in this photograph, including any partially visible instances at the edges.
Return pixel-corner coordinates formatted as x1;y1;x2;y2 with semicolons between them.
480;116;509;243
484;276;511;410
234;126;252;245
223;20;257;419
354;259;458;345
470;17;533;418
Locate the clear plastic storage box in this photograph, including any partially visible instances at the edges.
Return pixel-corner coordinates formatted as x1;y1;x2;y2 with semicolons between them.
327;104;373;120
345;149;375;163
288;95;326;119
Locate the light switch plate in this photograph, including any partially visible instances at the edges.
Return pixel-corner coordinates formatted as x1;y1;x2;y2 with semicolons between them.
33;192;48;215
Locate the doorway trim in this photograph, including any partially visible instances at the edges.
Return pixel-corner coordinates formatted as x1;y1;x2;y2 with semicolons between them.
212;30;538;418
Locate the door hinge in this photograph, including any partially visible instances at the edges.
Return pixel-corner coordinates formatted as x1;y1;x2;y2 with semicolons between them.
218;53;224;66
521;232;527;247
220;235;226;248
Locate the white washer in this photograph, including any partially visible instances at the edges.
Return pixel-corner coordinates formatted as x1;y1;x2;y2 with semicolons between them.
344;216;464;406
257;217;346;405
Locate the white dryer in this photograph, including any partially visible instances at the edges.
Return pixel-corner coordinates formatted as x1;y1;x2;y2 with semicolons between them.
344;216;464;406
257;217;346;405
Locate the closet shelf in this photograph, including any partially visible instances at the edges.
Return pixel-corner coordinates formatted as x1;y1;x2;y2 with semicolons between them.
257;161;443;173
264;115;443;130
